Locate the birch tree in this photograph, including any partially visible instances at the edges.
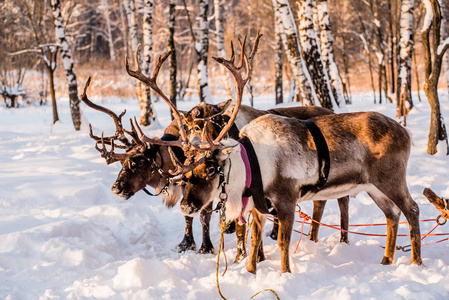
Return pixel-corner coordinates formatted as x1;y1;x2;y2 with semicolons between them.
141;0;156;124
273;0;318;106
316;0;346;111
50;0;81;130
297;0;339;111
168;0;177;115
124;0;154;125
214;0;233;100
422;0;449;155
274;7;283;104
197;0;212;103
397;0;414;122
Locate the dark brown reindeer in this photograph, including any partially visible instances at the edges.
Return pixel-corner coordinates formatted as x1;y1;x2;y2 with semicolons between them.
160;36;422;273
81;77;217;254
126;35;351;263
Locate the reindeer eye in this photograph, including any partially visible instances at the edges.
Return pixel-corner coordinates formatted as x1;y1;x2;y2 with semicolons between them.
207;166;216;176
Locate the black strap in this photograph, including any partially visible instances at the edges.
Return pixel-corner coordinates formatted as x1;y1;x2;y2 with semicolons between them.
221;115;240;139
300;119;330;189
238;136;271;214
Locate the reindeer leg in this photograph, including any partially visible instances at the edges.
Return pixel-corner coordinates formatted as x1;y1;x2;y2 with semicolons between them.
389;189;422;265
246;210;266;274
234;221;247;263
269;208;279;240
337;196;350;244
368;191;401;265
308;200;326;242
277;207;295;273
177;216;197;252
198;202;215;254
224;220;236;234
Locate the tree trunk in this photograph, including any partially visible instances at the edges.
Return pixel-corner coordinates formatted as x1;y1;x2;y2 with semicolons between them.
50;0;81;130
297;0;337;110
168;0;177;118
102;0;116;61
422;0;449;155
48;66;58;124
140;0;156;125
214;0;234;100
397;0;414;119
273;0;318;106
316;0;346;111
412;50;421;102
274;7;283;105
197;0;212;103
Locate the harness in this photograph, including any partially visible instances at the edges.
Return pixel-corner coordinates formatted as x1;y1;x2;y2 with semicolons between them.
299;119;330;192
214;118;331;224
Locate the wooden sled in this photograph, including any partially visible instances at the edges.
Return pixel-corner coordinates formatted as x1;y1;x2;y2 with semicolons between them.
423;188;449;225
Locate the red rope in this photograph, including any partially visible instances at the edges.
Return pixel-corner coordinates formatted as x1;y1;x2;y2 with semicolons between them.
288;210;449;252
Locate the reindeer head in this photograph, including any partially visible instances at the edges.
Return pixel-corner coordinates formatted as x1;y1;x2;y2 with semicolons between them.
81;78;180;203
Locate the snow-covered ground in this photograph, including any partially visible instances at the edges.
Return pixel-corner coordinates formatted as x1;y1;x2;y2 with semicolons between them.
1;92;449;299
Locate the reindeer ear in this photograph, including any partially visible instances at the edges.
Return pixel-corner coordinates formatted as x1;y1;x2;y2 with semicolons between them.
217;99;233;113
215;139;239;161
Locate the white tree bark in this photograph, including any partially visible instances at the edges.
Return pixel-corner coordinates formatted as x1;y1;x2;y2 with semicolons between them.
273;0;318;106
398;0;414;115
50;0;81;130
440;2;449;101
274;7;284;104
197;0;212;103
214;0;234;101
141;0;156;124
297;0;338;111
101;0;116;61
317;0;346;111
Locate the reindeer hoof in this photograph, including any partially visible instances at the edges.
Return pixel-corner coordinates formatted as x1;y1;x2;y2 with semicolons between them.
380;256;394;265
177;238;196;252
246;265;257;274
307;232;319;243
340;235;350;244
270;230;278;240
197;242;215;254
411;258;423;266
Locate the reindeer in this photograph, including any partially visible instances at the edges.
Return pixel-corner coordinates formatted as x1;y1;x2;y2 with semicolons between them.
122;35;351;263
144;34;422;273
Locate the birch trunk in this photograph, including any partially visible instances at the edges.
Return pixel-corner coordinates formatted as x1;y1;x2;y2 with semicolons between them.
422;0;449;155
316;0;346;111
297;0;338;111
440;3;449;102
397;0;414;120
50;0;81;130
273;0;318;106
141;0;156;125
274;7;283;105
214;0;233;100
102;0;116;61
197;0;212;103
168;0;177;117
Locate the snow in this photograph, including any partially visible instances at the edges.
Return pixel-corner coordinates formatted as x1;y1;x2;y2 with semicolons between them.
422;0;434;33
2;92;449;299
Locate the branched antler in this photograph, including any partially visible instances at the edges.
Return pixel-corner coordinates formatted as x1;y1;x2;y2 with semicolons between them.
125;45;189;148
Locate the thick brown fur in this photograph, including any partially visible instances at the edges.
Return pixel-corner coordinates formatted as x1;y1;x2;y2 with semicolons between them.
180;111;422;273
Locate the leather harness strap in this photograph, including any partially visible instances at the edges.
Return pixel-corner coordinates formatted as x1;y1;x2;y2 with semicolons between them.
300;119;330;189
237;136;271;221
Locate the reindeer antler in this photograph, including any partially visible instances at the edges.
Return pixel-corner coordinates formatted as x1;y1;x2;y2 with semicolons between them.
125;45;189;148
81;77;147;164
206;32;263;147
81;77;132;148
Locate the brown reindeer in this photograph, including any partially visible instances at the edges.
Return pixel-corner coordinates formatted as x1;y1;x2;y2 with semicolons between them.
124;35;350;263
149;34;422;273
